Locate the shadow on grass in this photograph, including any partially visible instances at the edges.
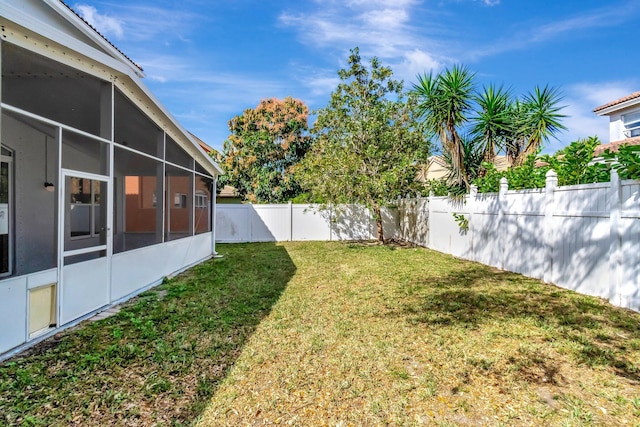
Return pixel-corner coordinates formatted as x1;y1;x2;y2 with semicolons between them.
394;262;640;383
0;242;295;426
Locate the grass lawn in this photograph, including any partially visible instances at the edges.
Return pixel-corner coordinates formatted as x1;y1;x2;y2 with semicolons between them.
1;242;640;426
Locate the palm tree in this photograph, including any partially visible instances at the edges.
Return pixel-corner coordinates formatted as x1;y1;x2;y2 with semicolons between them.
413;65;475;189
513;85;567;166
471;84;512;165
505;99;529;165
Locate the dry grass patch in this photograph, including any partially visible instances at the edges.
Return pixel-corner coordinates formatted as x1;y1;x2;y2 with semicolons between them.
198;241;640;426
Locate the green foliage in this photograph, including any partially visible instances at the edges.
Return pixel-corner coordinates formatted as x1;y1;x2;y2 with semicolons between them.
511;85;567;165
539;136;609;186
413;68;567;186
452;212;469;232
422;179;458;197
471;84;512;162
297;47;431;241
603;144;640;180
473;154;550;193
472;136;636;193
220;97;311;203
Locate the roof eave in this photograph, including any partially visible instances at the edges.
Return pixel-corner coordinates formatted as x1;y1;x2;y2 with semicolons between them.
594;96;640;116
43;0;145;78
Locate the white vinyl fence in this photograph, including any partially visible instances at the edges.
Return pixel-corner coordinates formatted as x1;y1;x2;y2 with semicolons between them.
215;171;640;311
396;170;640;312
215;203;399;243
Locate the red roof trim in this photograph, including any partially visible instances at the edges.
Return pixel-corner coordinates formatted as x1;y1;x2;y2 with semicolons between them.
594;137;640;156
58;1;144;73
593;91;640;113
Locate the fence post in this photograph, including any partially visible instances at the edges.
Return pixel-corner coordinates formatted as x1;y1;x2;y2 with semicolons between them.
499;178;508;270
329;204;333;241
469;185;478;261
428;191;434;249
544;170;558;283
609;170;622;306
286;201;291;242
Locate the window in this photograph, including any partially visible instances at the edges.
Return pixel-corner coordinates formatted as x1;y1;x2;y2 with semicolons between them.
0;147;13;276
68;178;102;238
195;191;208;208
623;111;640;138
174;193;187;208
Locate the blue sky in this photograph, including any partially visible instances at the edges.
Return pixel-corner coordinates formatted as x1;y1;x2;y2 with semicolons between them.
74;0;640;154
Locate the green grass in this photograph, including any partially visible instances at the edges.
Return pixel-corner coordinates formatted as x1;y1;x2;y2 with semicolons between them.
1;241;639;426
0;243;295;426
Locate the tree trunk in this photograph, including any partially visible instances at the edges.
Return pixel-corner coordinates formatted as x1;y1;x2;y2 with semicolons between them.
373;205;384;243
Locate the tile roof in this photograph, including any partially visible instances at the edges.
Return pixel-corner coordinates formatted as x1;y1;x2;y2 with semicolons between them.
188;132;216;154
59;1;144;73
594;136;640;156
593;91;640;113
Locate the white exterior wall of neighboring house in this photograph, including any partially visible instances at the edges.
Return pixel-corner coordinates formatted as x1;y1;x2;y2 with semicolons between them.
605;107;640;142
594;91;640;144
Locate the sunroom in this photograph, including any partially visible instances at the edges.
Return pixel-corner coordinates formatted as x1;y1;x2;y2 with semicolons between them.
0;0;222;358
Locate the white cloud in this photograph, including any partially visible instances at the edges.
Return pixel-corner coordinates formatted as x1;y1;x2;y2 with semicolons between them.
279;0;446;79
397;49;443;80
75;3;199;43
360;8;409;29
74;4;124;39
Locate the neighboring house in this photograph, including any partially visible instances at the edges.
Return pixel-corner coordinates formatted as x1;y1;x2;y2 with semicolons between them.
417;155;509;182
0;0;223;358
186;134;242;204
217;185;243;204
593;91;640;156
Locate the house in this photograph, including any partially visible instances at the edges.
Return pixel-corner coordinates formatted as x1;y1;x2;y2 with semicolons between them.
593;91;640;156
417;155;509;182
186;134;242;204
0;0;223;359
217;185;243;204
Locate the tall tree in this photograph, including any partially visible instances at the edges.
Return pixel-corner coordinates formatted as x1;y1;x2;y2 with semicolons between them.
471;84;513;165
513;85;567;165
220;97;311;203
413;67;566;186
412;65;475;188
297;47;430;243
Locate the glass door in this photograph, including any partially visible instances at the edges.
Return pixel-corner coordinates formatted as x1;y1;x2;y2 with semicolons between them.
59;170;111;325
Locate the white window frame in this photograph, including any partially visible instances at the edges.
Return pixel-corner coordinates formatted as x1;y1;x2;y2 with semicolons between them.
622;111;640;138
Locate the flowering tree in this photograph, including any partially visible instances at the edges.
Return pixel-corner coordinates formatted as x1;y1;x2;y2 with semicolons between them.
220;97;311;203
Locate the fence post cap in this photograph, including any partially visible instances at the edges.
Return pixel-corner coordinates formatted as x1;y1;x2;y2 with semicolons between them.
545;169;558;178
499;177;508;185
